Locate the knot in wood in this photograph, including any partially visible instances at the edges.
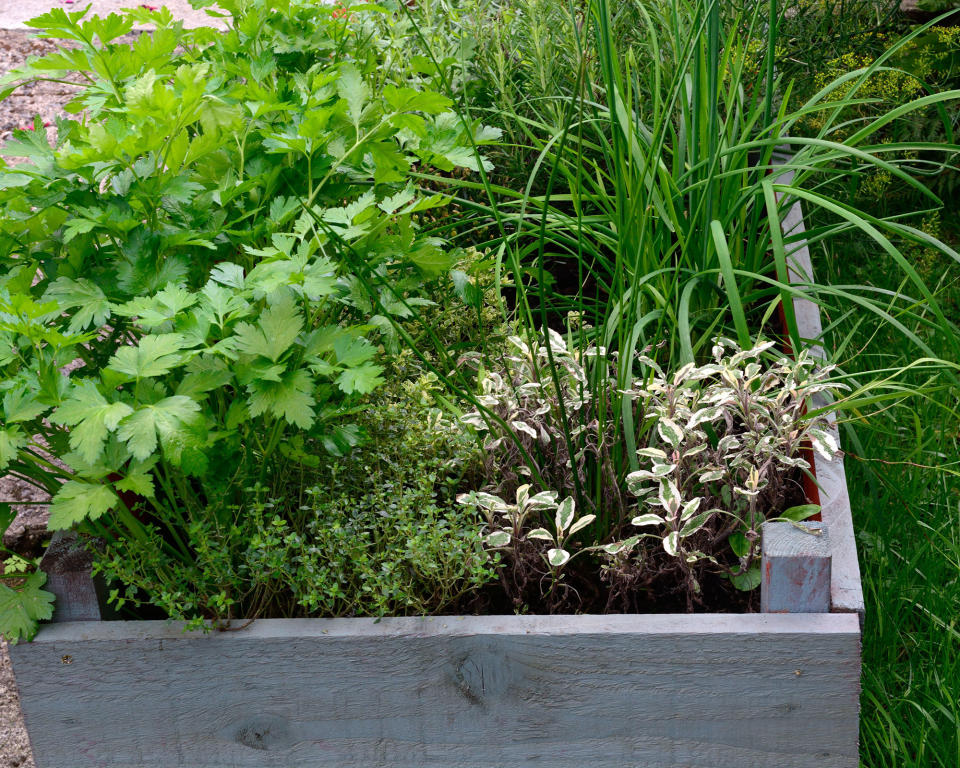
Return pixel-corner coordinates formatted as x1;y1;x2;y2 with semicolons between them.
234;717;290;751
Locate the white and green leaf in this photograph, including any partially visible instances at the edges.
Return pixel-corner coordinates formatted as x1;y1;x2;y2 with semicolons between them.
547;548;570;567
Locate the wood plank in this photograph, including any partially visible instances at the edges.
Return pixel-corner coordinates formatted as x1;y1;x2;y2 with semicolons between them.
762;522;832;613
11;614;861;768
774;166;865;617
38;531;103;623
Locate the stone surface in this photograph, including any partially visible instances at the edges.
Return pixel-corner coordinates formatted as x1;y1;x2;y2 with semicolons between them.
2;502;50;559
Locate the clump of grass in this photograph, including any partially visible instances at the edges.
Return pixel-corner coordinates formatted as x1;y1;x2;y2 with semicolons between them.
810;206;959;767
396;0;960;522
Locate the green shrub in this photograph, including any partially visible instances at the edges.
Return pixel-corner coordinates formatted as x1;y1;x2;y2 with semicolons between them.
92;366;497;624
0;0;499;642
458;335;841;612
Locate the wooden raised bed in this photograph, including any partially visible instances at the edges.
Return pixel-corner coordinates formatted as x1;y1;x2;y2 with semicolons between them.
8;188;863;768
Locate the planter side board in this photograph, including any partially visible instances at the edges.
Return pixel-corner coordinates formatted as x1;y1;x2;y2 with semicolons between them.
11;613;860;768
777;170;865;618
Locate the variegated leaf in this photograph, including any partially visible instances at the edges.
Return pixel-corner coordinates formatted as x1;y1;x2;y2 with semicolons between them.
672;362;695;386
460;412;487;429
657;417;683;448
511;420;539;439
717;435;741;453
686;407;722;430
637;355;664;376
458;491;507;511
626;471;652;496
485;530;511;547
526;528;555;542
526;490;559;510
679;497;702;522
555;497;575;533
658;478;681;517
663;531;679;556
682;444;708;458
680;509;713;536
547;548;570;567
651;462;677;478
568;514;596;536
636;447;668;460
515;484;531;509
631;513;665;527
697;469;725;483
808;427;839;460
605;535;640;555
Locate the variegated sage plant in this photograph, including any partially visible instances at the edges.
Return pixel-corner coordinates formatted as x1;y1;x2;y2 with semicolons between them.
458;334;846;612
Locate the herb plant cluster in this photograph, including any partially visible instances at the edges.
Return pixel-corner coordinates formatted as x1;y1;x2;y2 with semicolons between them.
1;0;958;646
459;336;841;612
0;0;499;640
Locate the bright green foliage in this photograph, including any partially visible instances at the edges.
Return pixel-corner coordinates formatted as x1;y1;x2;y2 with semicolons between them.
93;367;497;623
0;572;55;645
48;481;119;530
0;0;497;641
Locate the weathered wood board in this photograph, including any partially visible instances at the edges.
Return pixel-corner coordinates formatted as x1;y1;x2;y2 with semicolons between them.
776;164;865;618
11;613;861;768
762;521;832;613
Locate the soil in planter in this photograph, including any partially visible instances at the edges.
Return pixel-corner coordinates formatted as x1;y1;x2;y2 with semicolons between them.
466;464;808;617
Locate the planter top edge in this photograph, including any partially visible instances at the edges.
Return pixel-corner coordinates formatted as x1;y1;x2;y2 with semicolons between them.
777;168;865;618
21;611;860;645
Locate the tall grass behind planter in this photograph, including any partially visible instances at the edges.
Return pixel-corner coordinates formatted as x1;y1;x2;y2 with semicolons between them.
304;0;960;572
386;0;960;527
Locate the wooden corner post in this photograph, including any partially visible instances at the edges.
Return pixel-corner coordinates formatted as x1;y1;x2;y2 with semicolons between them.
761;521;832;613
39;530;105;622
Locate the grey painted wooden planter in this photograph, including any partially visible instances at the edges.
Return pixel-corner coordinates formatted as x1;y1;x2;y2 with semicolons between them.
8;189;864;768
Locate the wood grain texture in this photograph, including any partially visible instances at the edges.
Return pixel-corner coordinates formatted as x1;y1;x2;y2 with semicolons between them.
775;165;865;617
38;532;103;623
761;522;832;613
11;613;861;768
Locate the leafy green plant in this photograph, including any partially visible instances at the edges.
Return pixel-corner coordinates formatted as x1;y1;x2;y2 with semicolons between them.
92;366;497;624
460;329;618;503
0;0;498;641
618;339;839;598
0;571;54;645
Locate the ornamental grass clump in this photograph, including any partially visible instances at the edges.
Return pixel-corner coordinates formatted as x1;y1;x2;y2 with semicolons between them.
395;0;959;603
